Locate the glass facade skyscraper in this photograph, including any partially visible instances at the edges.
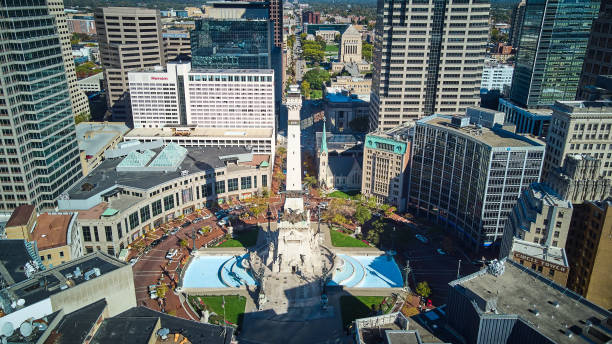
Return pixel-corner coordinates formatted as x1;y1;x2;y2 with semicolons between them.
510;0;600;108
190;19;272;69
0;0;83;211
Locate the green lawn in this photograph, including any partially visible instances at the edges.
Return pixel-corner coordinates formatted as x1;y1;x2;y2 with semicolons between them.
328;190;360;200
188;295;246;327
330;229;369;247
325;45;339;52
217;229;259;248
339;296;387;327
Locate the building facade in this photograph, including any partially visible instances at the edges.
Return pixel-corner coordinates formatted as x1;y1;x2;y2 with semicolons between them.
509;0;599;108
128;63;275;131
302;11;321;24
498;99;551;137
94;7;166;121
47;0;91;118
340;25;361;63
324;90;369;133
163;29;191;61
508;0;525;49
361;125;412;212
191;2;272;70
330;76;372;95
67;15;96;35
480;62;514;91
318;123;362;191
547;154;612;204
566;199;612;310
577;2;612;99
542;101;612;181
409;115;545;249
58;143;271;257
0;1;83;212
369;0;489;131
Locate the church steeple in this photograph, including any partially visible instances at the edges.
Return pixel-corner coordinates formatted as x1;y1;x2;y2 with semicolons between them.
321;119;328;153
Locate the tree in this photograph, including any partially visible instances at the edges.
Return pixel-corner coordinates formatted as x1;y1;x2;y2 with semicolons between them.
156;284;169;299
300;32;307;41
304;175;317;187
314;36;326;50
261;187;269;198
301;80;311;98
332;213;348;225
303;68;331;90
367;197;378;210
180;239;188;248
367;228;380;245
362;42;373;62
416;281;432;299
334;33;341;43
355;204;372;225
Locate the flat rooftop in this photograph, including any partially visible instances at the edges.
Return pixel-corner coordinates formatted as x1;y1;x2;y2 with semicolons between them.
76;122;129;157
0;251;127;313
529;183;572;208
64;146;267;200
31;213;74;250
0;240;36;287
125;127;273;138
423;115;543;148
510;239;568;267
455;261;611;343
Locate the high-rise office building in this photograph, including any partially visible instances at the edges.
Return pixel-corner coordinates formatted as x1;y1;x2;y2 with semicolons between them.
0;0;83;212
129;62;275;130
566;198;612;310
409;114;545;250
542;100;612;181
192;1;272;70
47;0;91;118
94;7;166;121
369;0;490;131
509;0;599;108
269;0;283;48
508;0;525;48
163;29;191;62
577;2;612;99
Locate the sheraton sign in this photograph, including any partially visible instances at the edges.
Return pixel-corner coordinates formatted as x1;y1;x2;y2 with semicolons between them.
151;76;168;80
513;252;568;273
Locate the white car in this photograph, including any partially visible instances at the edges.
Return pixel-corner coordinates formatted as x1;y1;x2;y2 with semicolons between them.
202;213;212;220
169;227;179;235
165;249;178;260
415;234;429;244
129;258;138;266
217;219;227;227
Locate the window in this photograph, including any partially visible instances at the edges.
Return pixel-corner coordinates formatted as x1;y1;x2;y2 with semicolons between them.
202;183;212;197
241;176;252;189
85;246;93;254
216;180;226;194
107;247;115;256
93;227;99;241
140;206;151;222
129;212;139;229
163;195;174;211
152;200;162;216
262;175;267;187
254;176;257;189
105;226;113;241
83;226;92;242
228;178;239;192
556;221;562;228
553;231;560;238
117;223;123;239
59;251;64;257
40;256;44;261
549;269;555;277
47;254;51;260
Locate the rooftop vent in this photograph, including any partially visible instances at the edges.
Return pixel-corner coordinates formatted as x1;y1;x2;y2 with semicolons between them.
530;308;540;316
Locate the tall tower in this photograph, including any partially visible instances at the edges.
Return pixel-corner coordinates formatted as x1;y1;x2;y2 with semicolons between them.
509;0;599;108
369;0;490;131
47;0;90;118
95;7;166;121
284;85;303;211
318;120;330;189
0;1;83;212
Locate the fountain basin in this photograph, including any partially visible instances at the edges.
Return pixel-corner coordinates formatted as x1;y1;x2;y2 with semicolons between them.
182;254;257;288
328;254;403;288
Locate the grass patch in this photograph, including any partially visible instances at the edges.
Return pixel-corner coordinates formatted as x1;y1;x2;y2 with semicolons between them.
339;296;387;327
328;190;360;200
325;45;339;52
188;295;246;327
217;229;259;248
330;229;369;247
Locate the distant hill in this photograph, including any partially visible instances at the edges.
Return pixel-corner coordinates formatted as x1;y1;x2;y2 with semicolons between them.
64;0;205;10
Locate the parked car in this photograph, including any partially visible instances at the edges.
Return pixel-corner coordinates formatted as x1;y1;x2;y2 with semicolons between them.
415;234;428;244
166;249;178;260
193;217;202;224
129;258;138;266
151;239;161;247
436;248;446;255
161;233;169;240
181;220;192;228
202;213;212;220
169;227;179;235
218;219;227;226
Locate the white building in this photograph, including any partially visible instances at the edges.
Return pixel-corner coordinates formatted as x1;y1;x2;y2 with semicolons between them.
481;63;514;91
77;73;104;92
128;61;275;131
